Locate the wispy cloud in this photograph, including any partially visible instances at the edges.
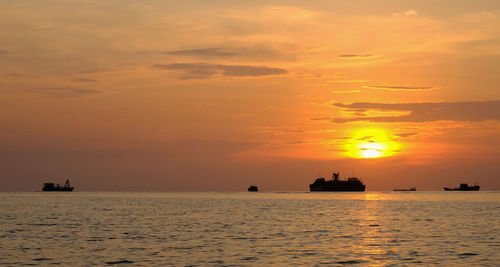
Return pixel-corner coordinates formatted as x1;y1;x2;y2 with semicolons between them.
0;50;8;55
452;38;500;54
154;63;288;79
4;73;20;77
286;140;304;145
362;85;433;91
332;100;500;123
165;48;237;57
328;80;369;83
72;78;99;83
164;46;294;61
294;74;325;79
332;90;361;94
31;87;101;98
395;132;418;138
400;10;419;16
310;117;331;121
338;54;376;58
79;69;108;74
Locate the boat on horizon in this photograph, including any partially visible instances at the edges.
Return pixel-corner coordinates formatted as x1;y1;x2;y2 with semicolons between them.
309;172;366;192
42;179;74;192
444;183;479;191
248;185;258;192
394;187;416;191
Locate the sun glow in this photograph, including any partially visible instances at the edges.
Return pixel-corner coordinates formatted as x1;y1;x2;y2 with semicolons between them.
344;128;399;159
360;143;383;158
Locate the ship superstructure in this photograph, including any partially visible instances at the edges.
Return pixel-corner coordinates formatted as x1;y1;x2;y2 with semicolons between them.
309;172;365;192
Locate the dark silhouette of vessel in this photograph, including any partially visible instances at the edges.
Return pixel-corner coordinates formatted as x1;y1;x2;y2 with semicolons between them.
443;183;479;191
310;172;365;192
248;185;258;192
394;187;416;191
42;179;74;191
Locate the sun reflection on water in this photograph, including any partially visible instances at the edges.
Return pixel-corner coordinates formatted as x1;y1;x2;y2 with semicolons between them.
356;194;397;264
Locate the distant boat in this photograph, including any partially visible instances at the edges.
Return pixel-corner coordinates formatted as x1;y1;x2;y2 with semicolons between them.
42;179;74;192
444;183;479;191
310;172;366;192
248;185;258;192
394;187;416;191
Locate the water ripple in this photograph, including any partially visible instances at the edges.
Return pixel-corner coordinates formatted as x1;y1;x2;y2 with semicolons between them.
0;192;499;266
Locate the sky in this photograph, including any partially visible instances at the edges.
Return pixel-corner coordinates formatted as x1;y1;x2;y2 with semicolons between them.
1;0;499;191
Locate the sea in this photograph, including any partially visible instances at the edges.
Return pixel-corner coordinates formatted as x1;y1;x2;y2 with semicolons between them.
1;191;499;266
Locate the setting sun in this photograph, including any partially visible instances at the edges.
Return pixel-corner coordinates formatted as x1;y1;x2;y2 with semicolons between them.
360;142;384;158
344;128;399;159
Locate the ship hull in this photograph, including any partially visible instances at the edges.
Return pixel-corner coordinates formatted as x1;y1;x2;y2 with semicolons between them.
42;188;74;192
444;183;480;191
310;183;365;192
394;188;416;191
443;187;479;191
310;188;365;192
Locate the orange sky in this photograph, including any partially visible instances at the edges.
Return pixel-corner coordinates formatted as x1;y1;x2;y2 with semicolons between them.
1;1;499;191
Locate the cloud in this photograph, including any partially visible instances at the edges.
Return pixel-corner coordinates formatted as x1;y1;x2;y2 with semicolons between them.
0;50;8;55
402;10;418;16
31;88;101;98
393;10;419;16
286;140;304;145
395;132;418;138
357;136;374;141
219;65;287;77
294;74;325;79
79;69;107;74
338;54;376;58
452;38;500;54
331;90;361;94
310;117;331;121
72;78;99;83
328;80;369;84
362;85;433;91
4;73;20;77
332;100;500;123
164;46;293;61
154;63;288;79
165;48;237;57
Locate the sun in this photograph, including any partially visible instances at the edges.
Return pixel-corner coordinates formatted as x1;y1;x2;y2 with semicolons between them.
360;142;384;158
344;128;399;159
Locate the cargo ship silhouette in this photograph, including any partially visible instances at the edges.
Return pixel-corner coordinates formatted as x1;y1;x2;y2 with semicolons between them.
443;183;479;191
42;179;74;191
310;172;365;192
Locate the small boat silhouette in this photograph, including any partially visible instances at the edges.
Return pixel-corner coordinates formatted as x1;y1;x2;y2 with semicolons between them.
42;179;74;192
248;185;258;192
394;187;416;191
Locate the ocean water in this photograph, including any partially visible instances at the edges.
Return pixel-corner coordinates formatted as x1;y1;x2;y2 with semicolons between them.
1;192;499;266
